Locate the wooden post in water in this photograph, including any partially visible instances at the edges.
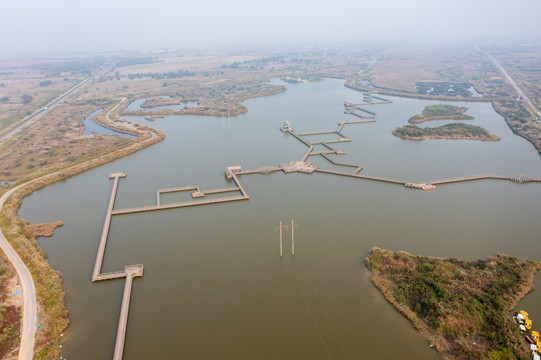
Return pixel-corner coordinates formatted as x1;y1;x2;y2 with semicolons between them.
275;220;298;257
275;221;283;257
291;220;298;256
279;221;282;257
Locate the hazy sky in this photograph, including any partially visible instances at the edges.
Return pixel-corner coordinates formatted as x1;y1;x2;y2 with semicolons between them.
2;0;540;55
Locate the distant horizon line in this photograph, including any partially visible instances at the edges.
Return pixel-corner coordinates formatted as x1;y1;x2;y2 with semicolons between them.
2;37;541;60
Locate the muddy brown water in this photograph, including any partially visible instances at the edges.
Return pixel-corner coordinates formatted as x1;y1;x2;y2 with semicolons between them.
20;79;541;359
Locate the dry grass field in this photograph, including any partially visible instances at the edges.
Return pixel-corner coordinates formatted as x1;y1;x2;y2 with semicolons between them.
488;43;541;108
0;49;375;183
369;44;516;98
0;58;100;132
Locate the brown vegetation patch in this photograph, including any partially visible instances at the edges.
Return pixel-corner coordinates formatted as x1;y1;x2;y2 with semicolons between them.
0;264;19;360
0;101;134;181
23;221;63;237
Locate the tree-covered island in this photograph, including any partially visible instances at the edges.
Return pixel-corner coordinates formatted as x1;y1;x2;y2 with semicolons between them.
365;248;540;360
393;123;501;141
409;104;474;124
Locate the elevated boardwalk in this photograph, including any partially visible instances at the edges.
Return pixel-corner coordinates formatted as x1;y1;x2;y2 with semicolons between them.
114;196;248;215
93;170;252;359
89;89;541;360
113;265;143;360
286;130;312;146
282;114;367;176
345;95;392;106
93;172;125;282
156;185;242;206
345;110;376;119
430;174;541;185
95;271;128;281
115;174;249;215
339;119;377;126
92;174;146;360
236;166;281;175
296;130;337;136
301;145;314;162
320;153;364;172
315;168;406;185
310;138;351;145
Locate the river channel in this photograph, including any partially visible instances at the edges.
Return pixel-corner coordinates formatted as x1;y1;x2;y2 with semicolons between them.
20;79;541;359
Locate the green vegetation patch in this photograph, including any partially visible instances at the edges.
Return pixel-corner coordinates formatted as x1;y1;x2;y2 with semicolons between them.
492;100;541;156
366;247;541;360
393;123;500;141
409;104;474;124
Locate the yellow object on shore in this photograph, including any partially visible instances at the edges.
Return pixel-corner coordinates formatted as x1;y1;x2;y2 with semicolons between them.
532;330;540;342
520;310;529;318
526;319;533;330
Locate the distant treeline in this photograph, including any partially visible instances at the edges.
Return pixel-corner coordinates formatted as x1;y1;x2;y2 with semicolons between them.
221;55;320;70
24;57;109;76
127;70;195;80
116;57;158;67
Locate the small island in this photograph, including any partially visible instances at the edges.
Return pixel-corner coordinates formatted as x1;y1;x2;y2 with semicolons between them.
366;247;540;360
409;104;474;124
393;123;501;141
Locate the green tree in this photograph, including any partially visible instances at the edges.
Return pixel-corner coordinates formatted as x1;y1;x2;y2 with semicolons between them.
21;94;33;104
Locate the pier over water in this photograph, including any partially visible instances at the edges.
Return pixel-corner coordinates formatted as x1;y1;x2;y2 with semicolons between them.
90;89;541;359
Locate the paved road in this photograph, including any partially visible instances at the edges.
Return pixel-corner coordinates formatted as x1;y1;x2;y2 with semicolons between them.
0;185;37;360
0;61;117;143
0;62;116;359
481;48;541;115
0;96;158;359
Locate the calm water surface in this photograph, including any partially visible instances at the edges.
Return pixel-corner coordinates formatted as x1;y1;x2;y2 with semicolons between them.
83;109;136;138
125;97;198;111
20;79;541;359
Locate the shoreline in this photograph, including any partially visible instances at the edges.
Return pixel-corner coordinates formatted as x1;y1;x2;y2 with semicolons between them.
366;247;541;360
1;75;537;358
0;82;285;358
0;100;164;358
345;83;541;156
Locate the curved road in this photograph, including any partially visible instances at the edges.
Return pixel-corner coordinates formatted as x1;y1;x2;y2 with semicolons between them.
0;61;117;360
0;184;37;360
0;97;157;359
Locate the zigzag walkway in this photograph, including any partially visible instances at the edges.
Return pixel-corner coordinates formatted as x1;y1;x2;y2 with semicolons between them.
90;90;541;360
93;170;249;359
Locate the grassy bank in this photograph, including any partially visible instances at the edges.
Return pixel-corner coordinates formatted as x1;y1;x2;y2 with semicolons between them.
492;100;541;156
0;252;18;359
0;76;284;358
0;121;164;359
366;247;541;360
